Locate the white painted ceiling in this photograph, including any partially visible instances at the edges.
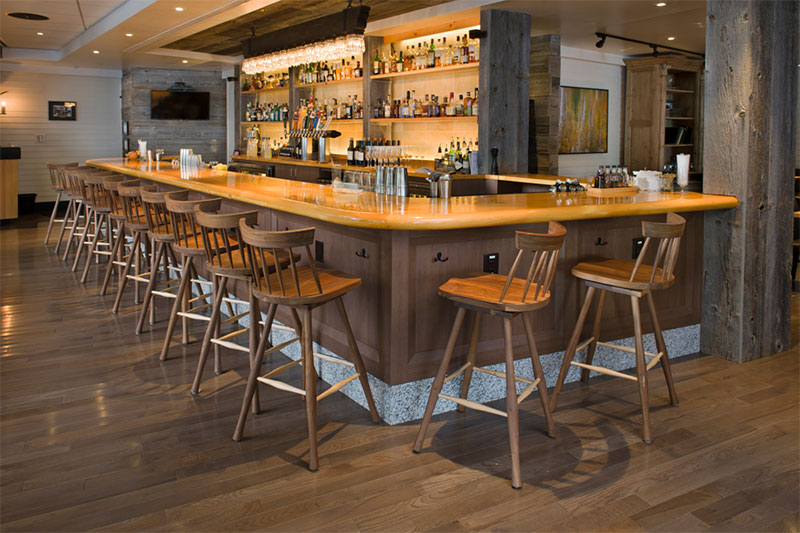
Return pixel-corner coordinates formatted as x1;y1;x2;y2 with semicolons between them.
0;0;708;73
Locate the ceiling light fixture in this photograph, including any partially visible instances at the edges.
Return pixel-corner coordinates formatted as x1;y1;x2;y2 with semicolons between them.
37;32;44;36
182;59;188;63
175;7;184;11
242;5;369;74
655;2;667;6
125;33;133;37
594;32;703;58
93;50;100;54
243;34;364;73
596;34;607;48
667;36;675;41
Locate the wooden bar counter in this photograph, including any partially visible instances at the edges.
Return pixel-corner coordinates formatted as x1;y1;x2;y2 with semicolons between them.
88;158;737;386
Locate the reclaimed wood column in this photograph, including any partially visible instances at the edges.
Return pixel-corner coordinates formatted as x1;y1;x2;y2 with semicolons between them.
529;34;560;175
701;0;798;362
478;9;530;174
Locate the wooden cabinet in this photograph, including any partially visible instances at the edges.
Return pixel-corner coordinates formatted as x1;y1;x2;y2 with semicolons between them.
624;56;704;178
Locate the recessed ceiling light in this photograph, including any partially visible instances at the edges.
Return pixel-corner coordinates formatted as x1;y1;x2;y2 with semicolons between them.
125;33;133;37
36;32;44;36
655;2;667;6
667;36;675;41
93;50;100;54
182;59;188;63
175;7;184;11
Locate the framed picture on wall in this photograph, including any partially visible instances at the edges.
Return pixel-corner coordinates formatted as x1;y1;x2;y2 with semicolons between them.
48;101;77;121
558;87;608;154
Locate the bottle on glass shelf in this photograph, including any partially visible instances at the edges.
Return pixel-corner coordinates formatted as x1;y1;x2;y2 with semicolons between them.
472;88;479;116
456;94;464;116
461;34;470;64
435;38;443;67
446;92;456;116
464;91;473;116
373;48;381;75
427;40;436;69
347;138;355;166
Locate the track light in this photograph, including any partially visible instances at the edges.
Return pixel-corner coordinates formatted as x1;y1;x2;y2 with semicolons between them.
596;34;607;48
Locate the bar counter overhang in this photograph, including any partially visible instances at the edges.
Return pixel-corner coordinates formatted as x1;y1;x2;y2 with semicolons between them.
88;158;738;423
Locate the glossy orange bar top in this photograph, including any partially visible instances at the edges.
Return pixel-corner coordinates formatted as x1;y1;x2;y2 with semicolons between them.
87;158;738;230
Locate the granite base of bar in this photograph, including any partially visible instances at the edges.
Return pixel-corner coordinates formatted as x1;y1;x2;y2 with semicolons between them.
229;296;700;425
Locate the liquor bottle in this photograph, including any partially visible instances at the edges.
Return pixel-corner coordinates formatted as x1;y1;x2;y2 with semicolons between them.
396;50;404;72
454;36;461;65
439;96;447;117
444;37;453;66
594;166;603;188
435;38;443;67
446;92;455;116
347;138;355;166
456;94;464;116
354;61;362;78
384;98;392;119
468;34;476;62
472;88;479;116
373;48;381;75
427;40;436;69
464;91;473;116
461;34;469;64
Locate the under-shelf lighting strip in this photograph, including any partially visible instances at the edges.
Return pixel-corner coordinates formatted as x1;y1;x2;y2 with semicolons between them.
243;34;365;74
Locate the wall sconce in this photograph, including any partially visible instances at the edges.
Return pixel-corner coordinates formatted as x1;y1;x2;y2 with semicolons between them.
0;101;6;115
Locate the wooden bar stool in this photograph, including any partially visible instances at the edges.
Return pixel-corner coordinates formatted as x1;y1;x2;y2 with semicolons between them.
549;213;686;444
412;222;566;489
189;204;262;394
100;178;138;296
232;221;380;472
111;182;156;314
159;191;219;361
59;167;92;262
135;189;184;334
72;173;119;275
44;162;78;245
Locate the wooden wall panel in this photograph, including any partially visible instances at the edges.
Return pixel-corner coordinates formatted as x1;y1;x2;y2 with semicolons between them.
122;68;227;163
478;9;531;174
701;0;798;361
529;34;561;175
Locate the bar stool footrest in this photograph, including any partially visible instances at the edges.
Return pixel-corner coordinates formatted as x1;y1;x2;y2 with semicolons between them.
570;361;638;381
438;394;508;418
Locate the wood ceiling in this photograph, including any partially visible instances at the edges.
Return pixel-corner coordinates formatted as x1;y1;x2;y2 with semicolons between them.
165;0;454;57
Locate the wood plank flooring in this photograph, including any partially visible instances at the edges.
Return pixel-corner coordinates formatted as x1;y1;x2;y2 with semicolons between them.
2;217;798;532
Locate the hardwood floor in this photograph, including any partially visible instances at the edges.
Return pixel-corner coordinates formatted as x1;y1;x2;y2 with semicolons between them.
2;217;798;532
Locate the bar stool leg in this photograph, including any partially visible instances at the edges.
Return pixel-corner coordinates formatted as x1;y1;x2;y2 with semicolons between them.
550;285;596;411
81;212;107;283
646;292;678;406
335;297;379;423
232;303;276;442
248;284;260;414
631;295;652;443
136;241;165;334
521;313;557;438
582;289;607;382
63;201;83;261
54;198;74;254
289;309;305;390
71;207;93;271
44;191;63;244
101;222;123;296
413;306;467;453
180;263;190;345
192;275;227;394
458;311;482;412
502;317;522;489
112;231;141;313
302;306;319;471
160;255;192;361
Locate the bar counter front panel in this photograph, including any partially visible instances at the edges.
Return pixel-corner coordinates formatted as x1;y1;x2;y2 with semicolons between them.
88;159;737;393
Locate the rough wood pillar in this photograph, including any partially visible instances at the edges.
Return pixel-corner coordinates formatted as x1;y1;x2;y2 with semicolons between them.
529;34;560;175
478;9;531;174
701;0;798;362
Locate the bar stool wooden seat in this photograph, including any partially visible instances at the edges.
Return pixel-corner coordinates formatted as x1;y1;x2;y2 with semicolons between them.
111;182;156;314
73;173;120;276
135;189;184;335
189;205;266;394
62;167;113;264
59;167;92;262
412;221;565;489
44;162;78;246
100;178;138;296
549;213;686;444
159;191;219;361
232;221;380;471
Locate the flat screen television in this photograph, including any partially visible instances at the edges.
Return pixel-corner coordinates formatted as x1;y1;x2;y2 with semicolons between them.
151;90;210;120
